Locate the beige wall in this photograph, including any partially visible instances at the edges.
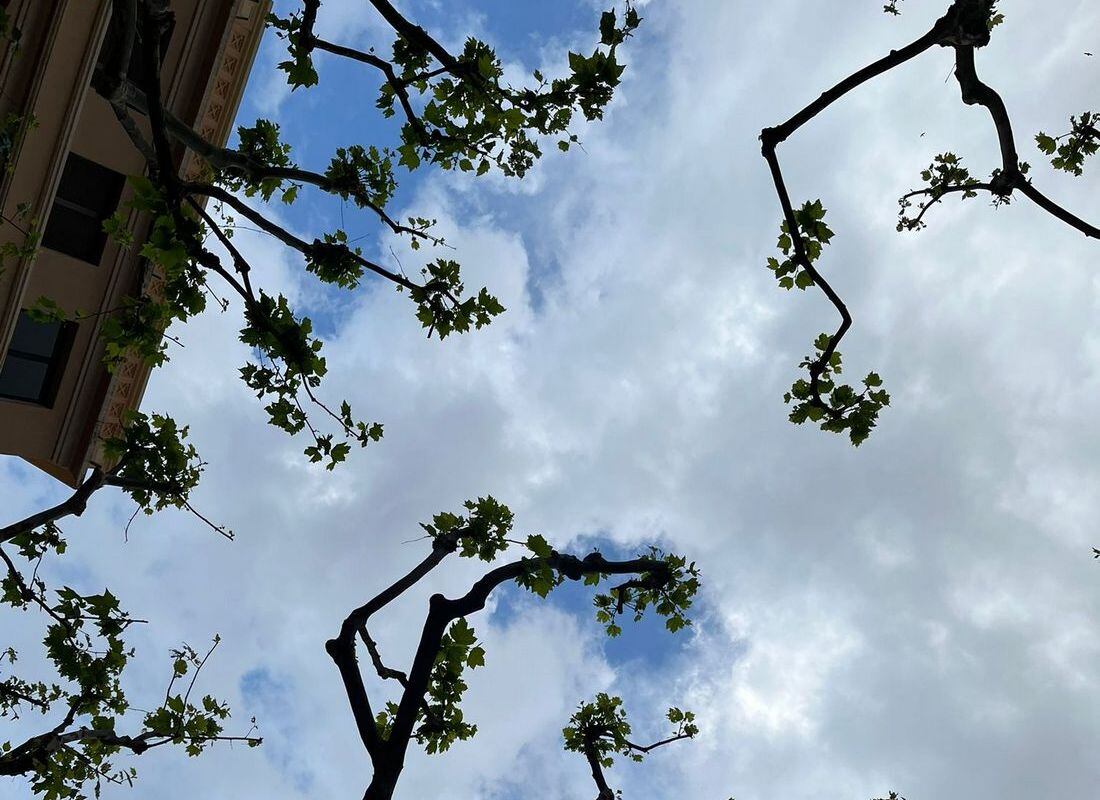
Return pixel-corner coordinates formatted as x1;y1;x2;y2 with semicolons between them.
0;0;266;485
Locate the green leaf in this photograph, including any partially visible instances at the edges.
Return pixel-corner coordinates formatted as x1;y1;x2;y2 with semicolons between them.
526;533;552;558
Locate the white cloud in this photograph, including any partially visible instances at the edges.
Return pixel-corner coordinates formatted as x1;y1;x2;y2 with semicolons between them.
5;2;1100;799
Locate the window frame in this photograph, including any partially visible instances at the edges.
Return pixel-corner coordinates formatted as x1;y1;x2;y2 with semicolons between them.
0;311;78;407
41;152;126;265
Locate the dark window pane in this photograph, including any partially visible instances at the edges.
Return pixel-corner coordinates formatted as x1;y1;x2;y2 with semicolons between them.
42;153;124;264
0;357;48;402
8;313;60;358
42;204;108;264
0;310;75;406
54;153;123;213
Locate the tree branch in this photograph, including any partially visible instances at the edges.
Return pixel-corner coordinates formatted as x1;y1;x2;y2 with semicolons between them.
0;469;106;545
182;183;419;291
582;735;615;800
379;553;667;796
325;538;458;760
365;0;462;72
1016;180;1100;239
305;35;429;143
951;44;1018;182
759;12;950;413
625;732;695;754
951;43;1099;239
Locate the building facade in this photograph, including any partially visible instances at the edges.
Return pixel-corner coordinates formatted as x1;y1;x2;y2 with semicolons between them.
0;0;266;486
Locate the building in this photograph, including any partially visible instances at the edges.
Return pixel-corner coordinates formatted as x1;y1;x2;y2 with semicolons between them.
0;0;266;486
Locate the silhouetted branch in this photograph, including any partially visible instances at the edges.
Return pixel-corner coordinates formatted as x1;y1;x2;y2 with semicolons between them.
0;468;106;545
182;183;418;291
583;738;615;800
759;11;950;414
335;548;671;800
625;732;694;754
761;0;1097;441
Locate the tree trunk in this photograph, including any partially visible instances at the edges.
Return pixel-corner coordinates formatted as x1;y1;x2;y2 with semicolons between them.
362;764;401;800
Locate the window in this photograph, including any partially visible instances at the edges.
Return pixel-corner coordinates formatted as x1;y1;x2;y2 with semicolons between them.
41;153;125;264
0;310;76;406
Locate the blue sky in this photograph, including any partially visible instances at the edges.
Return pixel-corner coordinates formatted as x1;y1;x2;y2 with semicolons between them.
5;1;1100;799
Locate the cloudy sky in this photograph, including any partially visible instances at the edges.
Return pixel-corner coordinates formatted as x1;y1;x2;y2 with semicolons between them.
5;1;1100;798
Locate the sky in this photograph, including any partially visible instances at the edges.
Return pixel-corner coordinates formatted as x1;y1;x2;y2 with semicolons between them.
4;0;1100;798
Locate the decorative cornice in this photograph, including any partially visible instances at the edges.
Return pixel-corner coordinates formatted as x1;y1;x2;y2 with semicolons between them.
182;0;266;182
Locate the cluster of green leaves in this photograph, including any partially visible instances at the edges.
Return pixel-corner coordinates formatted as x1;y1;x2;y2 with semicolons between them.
562;692;634;767
1;576;126;796
897;151;1035;233
0;199;39;278
13;586;137;799
766;200;890;445
408;259;505;338
271;6;639;179
304;230;368;289
1036;111;1098;177
3;522;66;565
766;196;893;445
103;411;204;513
385;498;701;777
420;495;515;561
561;694;697;768
274;3;636;362
511;537;703;634
380;7;638;174
896;152;982;231
99;176;208;372
374;618;485;754
766;199;832;291
25;296;69;326
784;334;890;446
238;292;323;424
509;535;703;632
515;533;562;598
142;638;257;757
239;292;382;469
324;144;396;211
0;584;135;722
0;647;63;722
1;523;252;798
267;12;320;89
0;416;254;796
95;4;642;483
215;119;502;340
665;706;700;740
102;295;180;372
218;119;300;204
592;548;700;637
